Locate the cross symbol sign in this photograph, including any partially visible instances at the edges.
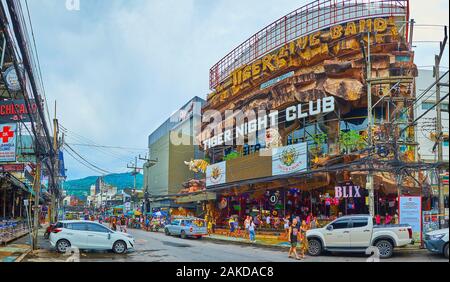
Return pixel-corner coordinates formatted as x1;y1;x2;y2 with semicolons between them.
1;126;14;143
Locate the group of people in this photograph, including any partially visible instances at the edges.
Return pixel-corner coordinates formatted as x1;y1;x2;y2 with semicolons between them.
106;215;167;232
287;218;311;260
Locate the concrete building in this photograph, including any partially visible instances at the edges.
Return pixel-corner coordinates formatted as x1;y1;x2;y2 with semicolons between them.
415;69;449;162
144;96;205;211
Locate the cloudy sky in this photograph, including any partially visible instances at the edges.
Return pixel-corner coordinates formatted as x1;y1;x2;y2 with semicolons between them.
26;0;449;180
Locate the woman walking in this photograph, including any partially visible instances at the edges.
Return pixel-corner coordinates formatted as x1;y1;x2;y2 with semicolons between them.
248;218;256;243
287;218;300;260
299;220;309;259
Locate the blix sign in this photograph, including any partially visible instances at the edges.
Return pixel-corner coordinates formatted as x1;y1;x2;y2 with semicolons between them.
335;183;362;198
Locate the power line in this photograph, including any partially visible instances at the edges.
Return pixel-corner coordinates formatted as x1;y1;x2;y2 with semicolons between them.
64;143;114;175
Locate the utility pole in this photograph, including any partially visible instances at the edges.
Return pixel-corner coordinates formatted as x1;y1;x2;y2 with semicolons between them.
434;26;448;228
50;101;59;224
127;157;143;212
32;153;42;250
139;154;157;213
362;31;375;217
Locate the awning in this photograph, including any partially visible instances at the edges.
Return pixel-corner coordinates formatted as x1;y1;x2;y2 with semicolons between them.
175;192;216;204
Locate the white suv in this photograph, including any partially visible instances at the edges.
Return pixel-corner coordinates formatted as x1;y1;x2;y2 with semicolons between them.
49;220;135;254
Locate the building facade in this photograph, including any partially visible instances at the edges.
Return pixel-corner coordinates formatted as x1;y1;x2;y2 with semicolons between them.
195;0;424;229
144;96;205;211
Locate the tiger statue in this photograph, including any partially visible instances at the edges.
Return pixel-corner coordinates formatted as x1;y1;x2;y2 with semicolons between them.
184;159;209;174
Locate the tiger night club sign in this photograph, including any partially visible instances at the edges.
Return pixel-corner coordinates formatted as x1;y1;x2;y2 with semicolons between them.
202;96;335;150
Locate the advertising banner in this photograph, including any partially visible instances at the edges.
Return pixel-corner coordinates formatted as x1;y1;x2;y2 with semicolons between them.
399;196;422;242
206;161;226;187
0;123;17;162
0;163;24;172
272;142;307;176
0;100;38;123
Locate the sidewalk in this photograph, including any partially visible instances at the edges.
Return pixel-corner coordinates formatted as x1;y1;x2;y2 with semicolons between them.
0;227;46;262
205;233;425;253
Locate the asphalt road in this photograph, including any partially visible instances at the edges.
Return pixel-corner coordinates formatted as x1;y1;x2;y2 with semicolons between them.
18;227;448;262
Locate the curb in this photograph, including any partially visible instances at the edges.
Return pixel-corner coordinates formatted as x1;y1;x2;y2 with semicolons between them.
204;236;427;253
15;248;32;262
204;236;288;250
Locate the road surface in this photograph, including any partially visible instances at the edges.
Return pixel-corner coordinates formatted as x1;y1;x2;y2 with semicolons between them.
19;227;448;262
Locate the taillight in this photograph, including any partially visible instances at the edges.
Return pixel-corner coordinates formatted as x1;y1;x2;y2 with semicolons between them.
407;228;412;239
52;228;63;233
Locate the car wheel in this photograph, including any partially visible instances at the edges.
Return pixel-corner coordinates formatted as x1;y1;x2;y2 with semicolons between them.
56;239;71;253
180;230;187;239
375;240;393;259
112;240;127;254
165;228;170;236
308;239;322;256
444;243;449;259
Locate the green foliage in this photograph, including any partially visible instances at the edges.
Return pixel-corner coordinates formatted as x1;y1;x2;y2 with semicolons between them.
64;173;143;197
339;130;366;153
223;151;240;161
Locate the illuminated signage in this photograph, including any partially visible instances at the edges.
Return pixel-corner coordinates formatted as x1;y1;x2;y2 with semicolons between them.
209;17;399;106
0;100;38;123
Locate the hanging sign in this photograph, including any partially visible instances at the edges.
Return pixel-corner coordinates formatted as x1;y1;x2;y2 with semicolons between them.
0;123;17;162
206;161;226;187
0;100;38;123
3;65;24;92
272;142;308;176
335;182;362;198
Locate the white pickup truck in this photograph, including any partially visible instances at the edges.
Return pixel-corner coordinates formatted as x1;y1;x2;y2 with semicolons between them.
306;215;413;258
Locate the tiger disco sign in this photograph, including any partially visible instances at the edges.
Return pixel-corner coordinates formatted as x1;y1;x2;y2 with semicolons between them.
0;123;17;162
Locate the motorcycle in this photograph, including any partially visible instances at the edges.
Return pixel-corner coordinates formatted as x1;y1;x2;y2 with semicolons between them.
44;223;56;239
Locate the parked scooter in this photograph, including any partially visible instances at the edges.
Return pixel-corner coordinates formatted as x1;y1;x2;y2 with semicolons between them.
44;223;56;239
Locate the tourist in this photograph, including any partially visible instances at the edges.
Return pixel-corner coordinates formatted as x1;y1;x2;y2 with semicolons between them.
283;216;290;238
299;220;309;259
375;214;381;225
385;213;392;225
288;218;300;260
310;216;319;229
266;214;271;228
228;217;235;237
248;218;256;243
244;216;250;239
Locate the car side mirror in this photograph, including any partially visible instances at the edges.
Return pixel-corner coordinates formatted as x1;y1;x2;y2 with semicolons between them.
326;225;333;231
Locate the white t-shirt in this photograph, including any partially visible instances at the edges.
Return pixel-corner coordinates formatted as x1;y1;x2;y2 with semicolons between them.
266;217;271;224
248;223;255;232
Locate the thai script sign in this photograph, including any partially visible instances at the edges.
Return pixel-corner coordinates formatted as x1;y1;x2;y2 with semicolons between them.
0;123;17;162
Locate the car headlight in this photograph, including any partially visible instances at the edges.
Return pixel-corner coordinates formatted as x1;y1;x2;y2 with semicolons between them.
126;234;134;239
429;233;445;240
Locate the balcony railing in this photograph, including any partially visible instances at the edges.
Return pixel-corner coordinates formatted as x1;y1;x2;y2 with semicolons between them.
209;0;409;90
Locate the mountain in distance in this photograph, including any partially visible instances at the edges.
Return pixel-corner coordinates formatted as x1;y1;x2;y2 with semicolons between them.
64;172;143;197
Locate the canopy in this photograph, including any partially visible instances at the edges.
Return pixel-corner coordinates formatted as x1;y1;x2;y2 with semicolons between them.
152;211;168;217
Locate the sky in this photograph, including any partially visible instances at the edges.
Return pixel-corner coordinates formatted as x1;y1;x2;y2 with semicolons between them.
25;0;449;180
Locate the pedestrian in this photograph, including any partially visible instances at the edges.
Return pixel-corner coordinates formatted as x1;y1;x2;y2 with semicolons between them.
309;216;319;229
299;220;309;259
283;216;290;238
248;218;256;243
288;218;300;260
266;214;271;228
228;217;235;237
385;213;392;225
375;214;381;225
244;216;250;239
111;217;117;231
145;216;150;231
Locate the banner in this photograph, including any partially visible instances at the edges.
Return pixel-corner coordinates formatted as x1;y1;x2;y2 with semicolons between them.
0;163;24;172
0;123;17;162
206;161;226;187
272;142;307;176
0;100;38;123
399;196;422;241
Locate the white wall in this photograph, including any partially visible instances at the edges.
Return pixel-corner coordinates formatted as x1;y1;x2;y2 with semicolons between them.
415;69;449;162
